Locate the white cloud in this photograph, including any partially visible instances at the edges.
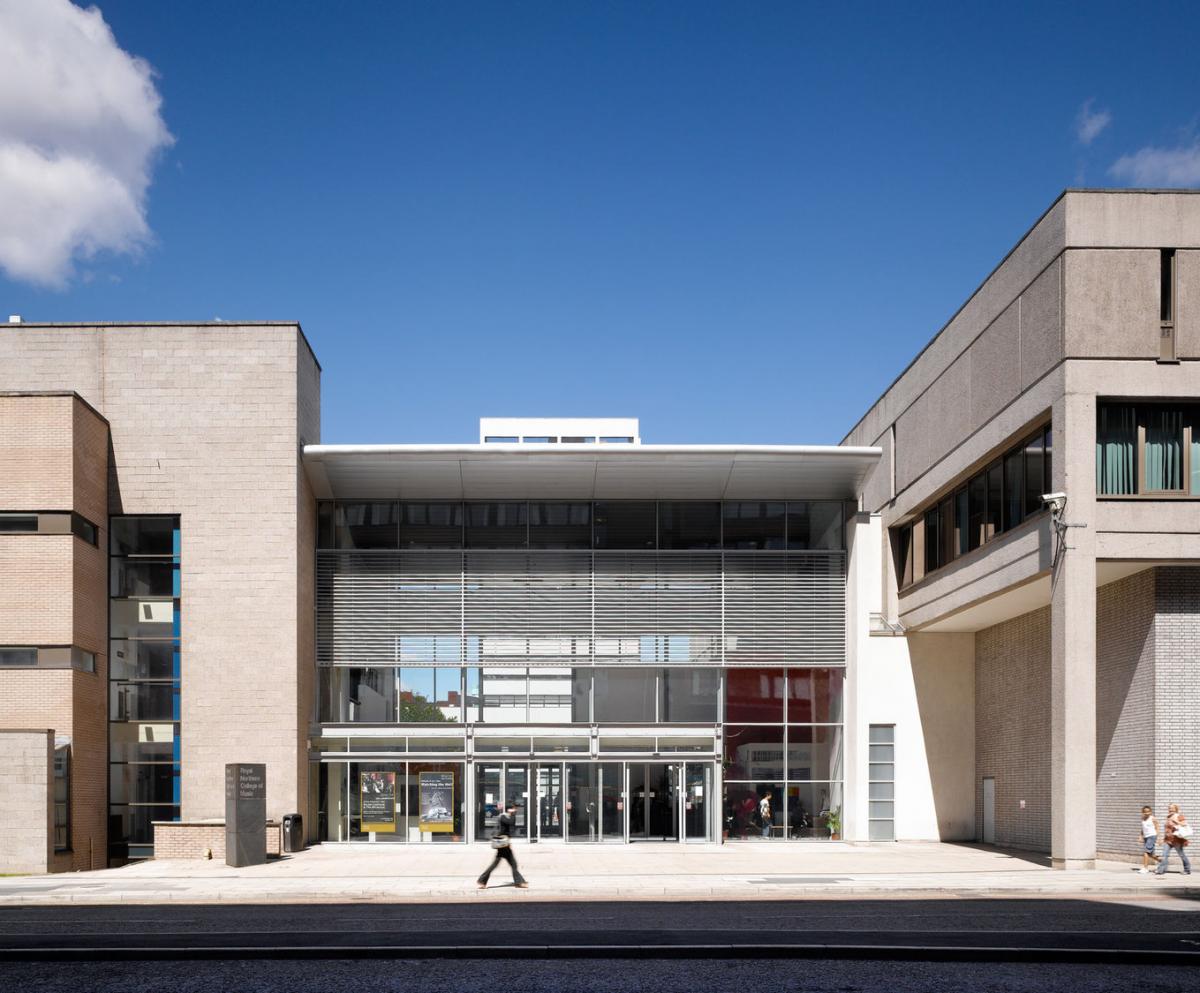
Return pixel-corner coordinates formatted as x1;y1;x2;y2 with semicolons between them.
1074;99;1111;146
0;0;173;288
1110;140;1200;186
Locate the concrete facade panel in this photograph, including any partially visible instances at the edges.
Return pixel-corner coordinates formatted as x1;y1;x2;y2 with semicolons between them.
969;301;1020;433
1064;190;1200;248
843;198;1066;450
1063;249;1159;359
1019;258;1063;390
1173;249;1200;360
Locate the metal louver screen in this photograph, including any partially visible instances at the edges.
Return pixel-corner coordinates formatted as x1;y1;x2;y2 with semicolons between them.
317;550;845;666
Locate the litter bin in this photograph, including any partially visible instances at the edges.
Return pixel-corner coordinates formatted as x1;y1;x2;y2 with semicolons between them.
282;813;304;853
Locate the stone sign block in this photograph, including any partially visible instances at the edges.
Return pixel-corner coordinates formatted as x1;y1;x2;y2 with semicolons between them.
225;763;266;867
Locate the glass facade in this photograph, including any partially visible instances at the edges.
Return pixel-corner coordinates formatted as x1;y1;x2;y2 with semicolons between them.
314;497;848;845
109;515;181;863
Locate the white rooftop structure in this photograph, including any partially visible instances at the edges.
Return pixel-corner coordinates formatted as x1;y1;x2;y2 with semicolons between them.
479;417;640;445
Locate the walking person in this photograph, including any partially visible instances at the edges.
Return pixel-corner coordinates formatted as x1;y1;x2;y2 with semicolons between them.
478;802;528;889
759;791;774;839
1138;805;1160;874
1155;803;1192;876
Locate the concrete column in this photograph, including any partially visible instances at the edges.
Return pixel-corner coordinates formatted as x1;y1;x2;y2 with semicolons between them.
842;509;871;842
1049;391;1097;868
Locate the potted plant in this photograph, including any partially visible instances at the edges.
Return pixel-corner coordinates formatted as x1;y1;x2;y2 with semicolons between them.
825;806;842;841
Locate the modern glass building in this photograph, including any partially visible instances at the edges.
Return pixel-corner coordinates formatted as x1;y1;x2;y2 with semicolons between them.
304;436;877;845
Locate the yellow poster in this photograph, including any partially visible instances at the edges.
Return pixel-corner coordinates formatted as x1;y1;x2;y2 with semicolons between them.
418;771;454;833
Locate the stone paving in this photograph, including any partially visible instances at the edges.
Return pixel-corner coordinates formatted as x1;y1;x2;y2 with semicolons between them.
0;842;1195;905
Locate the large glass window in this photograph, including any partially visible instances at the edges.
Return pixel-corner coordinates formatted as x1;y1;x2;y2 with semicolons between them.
967;467;986;552
109;515;180;864
400;502;463;548
478;668;529;723
529;503;591;549
786;668;844;723
399;668;460;722
1097;405;1137;496
658;502;721;550
1023;431;1046;517
330;502;399;549
465;503;528;548
593;501;656;549
1003;448;1024;532
593;668;658;723
786;502;843;550
722;502;785;550
725;668;785;724
320;668;399;723
660;669;720;722
1096;403;1199;496
895;424;1052;589
53;745;70;852
1145;406;1185;492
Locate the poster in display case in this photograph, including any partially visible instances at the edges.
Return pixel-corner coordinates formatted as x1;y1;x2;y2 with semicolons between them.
419;771;455;833
360;771;396;833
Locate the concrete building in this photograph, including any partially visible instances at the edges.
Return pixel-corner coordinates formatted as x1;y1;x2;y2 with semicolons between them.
846;189;1200;867
0;189;1195;869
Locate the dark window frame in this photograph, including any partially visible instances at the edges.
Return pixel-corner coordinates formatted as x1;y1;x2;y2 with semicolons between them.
894;422;1051;590
1097;400;1199;499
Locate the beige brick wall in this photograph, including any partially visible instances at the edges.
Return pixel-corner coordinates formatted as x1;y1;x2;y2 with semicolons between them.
0;730;53;873
0;325;321;826
975;605;1052;853
0;395;76;510
1095;570;1156;859
152;820;282;860
0;395;109;870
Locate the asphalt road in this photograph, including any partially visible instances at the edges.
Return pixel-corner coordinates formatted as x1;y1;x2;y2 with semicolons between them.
1;897;1198;991
0;957;1196;993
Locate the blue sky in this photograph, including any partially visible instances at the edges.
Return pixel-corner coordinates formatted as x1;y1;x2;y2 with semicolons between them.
2;1;1199;444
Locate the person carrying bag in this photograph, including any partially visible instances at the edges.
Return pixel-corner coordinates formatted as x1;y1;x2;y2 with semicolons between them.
477;802;529;889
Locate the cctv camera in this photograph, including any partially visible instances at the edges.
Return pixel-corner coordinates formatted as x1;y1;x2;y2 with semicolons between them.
1042;492;1067;513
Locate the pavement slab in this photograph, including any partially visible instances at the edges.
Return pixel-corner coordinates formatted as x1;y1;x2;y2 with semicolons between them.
0;842;1195;906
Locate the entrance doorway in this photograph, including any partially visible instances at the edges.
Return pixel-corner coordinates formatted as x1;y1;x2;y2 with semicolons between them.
471;759;713;843
628;763;679;841
565;762;624;842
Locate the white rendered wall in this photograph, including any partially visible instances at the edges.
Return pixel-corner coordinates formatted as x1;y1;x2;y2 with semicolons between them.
850;515;975;842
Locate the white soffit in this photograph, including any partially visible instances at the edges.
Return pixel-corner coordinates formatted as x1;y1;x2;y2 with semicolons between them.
303;444;882;501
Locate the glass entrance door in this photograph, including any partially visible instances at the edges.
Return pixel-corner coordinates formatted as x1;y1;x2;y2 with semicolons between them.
566;762;626;842
628;763;680;841
474;763;529;841
684;762;712;841
600;762;624;841
536;763;564;841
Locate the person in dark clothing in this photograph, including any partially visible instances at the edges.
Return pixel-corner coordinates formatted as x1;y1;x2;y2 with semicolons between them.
478;803;528;889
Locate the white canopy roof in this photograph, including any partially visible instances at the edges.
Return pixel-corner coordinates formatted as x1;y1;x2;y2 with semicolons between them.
303;444;880;501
